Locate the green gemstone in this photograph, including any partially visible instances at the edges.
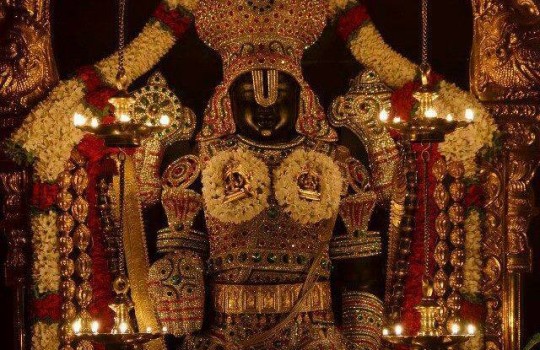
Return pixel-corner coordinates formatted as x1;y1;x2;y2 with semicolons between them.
252;253;262;262
267;254;277;263
171;275;182;285
226;254;234;263
297;255;305;264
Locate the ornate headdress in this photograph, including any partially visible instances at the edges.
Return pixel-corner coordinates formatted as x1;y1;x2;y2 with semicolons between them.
194;0;337;142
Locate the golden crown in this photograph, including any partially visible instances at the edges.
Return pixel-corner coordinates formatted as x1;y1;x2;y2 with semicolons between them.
195;0;327;72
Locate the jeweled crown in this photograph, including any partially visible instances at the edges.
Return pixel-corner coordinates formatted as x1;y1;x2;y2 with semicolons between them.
194;0;337;142
195;0;327;72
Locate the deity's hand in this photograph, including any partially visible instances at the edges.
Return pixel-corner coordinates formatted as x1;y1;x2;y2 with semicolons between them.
148;250;205;337
147;155;207;337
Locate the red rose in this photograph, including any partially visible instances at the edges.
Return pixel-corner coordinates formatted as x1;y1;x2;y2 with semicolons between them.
153;3;192;38
337;5;371;41
86;87;118;111
77;135;109;163
465;184;484;208
32;294;62;321
77;66;102;92
31;182;59;211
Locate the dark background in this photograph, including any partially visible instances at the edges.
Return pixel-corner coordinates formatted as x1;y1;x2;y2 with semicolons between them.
2;0;540;348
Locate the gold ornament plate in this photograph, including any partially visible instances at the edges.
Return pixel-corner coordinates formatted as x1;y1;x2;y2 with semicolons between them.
132;72;196;144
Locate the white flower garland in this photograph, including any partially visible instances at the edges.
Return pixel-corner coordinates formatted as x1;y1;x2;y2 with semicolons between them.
10;5;180;182
274;149;343;225
349;22;497;178
202;149;270;224
462;209;483;298
31;211;60;295
328;0;357;18
31;322;60;350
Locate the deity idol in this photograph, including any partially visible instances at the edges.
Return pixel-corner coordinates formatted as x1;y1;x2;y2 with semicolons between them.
144;1;399;349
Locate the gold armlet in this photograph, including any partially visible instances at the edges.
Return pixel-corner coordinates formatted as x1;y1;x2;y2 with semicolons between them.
157;227;208;257
342;291;384;350
329;232;382;260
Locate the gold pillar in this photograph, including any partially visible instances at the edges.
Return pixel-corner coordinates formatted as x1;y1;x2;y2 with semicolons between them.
471;1;540;349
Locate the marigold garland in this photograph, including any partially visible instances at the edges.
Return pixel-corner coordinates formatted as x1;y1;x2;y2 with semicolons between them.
202;149;270;224
274;149;343;225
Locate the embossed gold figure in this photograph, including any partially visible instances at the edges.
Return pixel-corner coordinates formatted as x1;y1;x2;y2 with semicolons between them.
471;0;540;105
0;0;58;115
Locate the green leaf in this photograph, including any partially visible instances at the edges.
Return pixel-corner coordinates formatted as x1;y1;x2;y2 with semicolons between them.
524;333;540;350
3;140;35;166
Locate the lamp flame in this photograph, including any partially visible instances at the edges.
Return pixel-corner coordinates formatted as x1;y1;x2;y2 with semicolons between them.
73;113;87;127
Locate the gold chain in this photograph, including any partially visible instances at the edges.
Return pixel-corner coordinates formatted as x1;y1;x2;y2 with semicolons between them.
118;0;127;78
421;0;429;68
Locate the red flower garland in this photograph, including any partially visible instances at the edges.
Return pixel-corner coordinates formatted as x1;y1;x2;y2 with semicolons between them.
77;66;103;93
337;5;370;41
31;182;59;211
464;184;484;208
153;3;192;38
401;144;441;334
86;87;118;112
78;135;115;331
32;294;62;321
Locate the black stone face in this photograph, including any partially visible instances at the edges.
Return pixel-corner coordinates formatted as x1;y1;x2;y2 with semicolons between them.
230;70;300;144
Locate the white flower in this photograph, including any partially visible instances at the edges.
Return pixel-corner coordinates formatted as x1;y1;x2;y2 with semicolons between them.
31;211;60;294
462;209;483;298
32;322;60;350
350;23;416;88
202;149;270;224
274;149;343;225
96;21;175;87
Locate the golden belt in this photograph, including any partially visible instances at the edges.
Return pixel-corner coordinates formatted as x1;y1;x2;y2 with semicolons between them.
212;282;331;314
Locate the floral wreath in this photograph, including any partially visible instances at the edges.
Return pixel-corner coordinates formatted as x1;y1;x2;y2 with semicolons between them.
201;149;270;224
274;149;343;225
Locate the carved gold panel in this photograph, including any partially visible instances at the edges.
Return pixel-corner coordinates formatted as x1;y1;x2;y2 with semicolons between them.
0;0;58;116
